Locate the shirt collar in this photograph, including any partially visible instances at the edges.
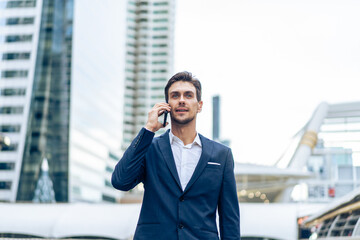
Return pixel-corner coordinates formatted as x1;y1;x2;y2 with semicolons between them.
169;130;202;147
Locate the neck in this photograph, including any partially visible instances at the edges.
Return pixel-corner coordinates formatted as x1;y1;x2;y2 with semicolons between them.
171;120;197;145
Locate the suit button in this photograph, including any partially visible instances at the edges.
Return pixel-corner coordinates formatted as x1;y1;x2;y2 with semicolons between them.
179;196;184;202
178;224;184;229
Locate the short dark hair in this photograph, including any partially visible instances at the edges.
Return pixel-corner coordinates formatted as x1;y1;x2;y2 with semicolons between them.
164;71;202;102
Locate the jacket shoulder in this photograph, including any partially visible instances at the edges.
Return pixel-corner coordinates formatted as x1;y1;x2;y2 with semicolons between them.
152;129;170;143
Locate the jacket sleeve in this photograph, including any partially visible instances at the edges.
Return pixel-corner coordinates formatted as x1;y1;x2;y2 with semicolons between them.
218;148;241;240
111;128;155;191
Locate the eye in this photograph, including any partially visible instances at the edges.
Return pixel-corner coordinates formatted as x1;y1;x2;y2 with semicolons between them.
172;93;179;98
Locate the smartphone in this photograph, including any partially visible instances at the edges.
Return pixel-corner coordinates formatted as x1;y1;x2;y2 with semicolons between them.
163;101;168;127
163;111;168;127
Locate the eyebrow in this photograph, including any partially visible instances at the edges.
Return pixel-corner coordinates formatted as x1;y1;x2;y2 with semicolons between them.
170;90;195;95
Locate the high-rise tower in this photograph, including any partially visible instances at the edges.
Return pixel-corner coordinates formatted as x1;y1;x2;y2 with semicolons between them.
123;0;175;148
0;0;126;203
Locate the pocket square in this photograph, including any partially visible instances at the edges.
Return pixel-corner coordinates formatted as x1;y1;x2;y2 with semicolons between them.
208;162;221;166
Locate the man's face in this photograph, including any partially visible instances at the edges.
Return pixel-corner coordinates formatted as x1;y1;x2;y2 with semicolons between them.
168;81;203;125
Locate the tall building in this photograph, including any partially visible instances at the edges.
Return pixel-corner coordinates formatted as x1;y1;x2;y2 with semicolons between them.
0;0;126;203
123;0;175;149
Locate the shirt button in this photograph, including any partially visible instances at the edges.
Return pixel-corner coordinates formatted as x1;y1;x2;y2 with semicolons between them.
178;224;184;229
179;196;184;202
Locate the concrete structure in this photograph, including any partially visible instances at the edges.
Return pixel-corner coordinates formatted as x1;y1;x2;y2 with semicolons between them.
276;102;360;202
0;202;323;240
0;0;126;203
234;163;313;203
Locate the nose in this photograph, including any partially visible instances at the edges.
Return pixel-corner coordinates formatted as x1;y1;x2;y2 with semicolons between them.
179;95;185;103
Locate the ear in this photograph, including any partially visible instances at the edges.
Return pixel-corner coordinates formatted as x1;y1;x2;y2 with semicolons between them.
197;101;203;113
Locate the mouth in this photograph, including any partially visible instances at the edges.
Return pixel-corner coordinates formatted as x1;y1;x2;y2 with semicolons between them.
175;108;188;113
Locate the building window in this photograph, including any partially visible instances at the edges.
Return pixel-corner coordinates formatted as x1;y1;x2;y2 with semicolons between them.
0;88;26;96
2;52;30;61
108;152;119;161
4;34;33;43
126;51;135;56
153;18;168;23
0;17;35;26
152;69;167;73
152;43;167;48
152;52;167;56
4;0;36;8
105;166;113;173
152;35;168;39
0;124;21;133
153;27;168;31
102;194;116;203
0;106;23;114
137;1;148;6
105;180;112;188
152;60;167;64
153;2;168;6
0;162;15;170
0;181;12;190
153;10;168;14
1;70;28;79
151;86;163;90
0;143;18;152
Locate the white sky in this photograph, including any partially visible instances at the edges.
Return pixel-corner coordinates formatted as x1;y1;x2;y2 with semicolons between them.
174;0;360;165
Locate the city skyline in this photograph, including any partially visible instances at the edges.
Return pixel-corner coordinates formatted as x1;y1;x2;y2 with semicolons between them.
0;0;176;203
2;0;360;203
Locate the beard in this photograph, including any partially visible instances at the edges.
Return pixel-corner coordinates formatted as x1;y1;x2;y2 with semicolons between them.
171;114;196;125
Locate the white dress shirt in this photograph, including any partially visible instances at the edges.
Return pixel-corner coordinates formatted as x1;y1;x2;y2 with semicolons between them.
169;131;202;191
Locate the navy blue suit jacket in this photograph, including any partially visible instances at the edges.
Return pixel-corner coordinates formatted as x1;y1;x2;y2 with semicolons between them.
112;128;240;240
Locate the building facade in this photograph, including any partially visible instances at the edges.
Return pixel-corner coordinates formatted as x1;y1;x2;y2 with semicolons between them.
0;0;127;203
123;0;175;149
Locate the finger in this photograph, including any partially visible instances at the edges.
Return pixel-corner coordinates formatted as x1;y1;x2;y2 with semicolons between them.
154;102;170;109
154;105;171;116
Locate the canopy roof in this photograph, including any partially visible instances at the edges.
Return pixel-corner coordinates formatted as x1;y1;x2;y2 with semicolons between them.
0;203;140;239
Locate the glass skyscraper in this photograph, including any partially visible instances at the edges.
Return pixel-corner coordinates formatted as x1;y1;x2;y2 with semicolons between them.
0;0;127;203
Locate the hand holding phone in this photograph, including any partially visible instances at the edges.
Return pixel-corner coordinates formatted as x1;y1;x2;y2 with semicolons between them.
145;102;170;132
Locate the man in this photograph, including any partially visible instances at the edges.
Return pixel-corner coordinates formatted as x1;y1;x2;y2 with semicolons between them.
112;71;240;240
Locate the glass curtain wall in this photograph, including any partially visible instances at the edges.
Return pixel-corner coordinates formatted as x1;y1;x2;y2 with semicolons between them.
17;0;74;202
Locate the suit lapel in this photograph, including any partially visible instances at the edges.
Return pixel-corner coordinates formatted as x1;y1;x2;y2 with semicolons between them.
158;130;183;191
183;134;214;194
